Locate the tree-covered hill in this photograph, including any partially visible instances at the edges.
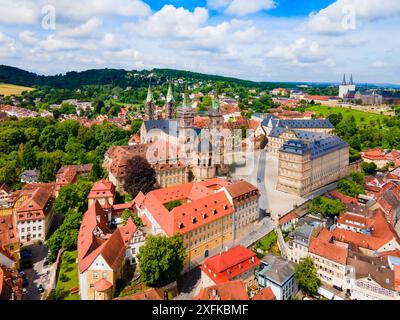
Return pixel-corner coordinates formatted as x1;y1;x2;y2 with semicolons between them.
0;65;290;90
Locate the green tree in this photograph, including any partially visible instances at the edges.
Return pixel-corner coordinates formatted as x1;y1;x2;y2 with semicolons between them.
294;257;321;296
53;178;93;215
121;209;132;225
131;119;143;135
337;179;365;198
361;162;377;175
21;142;37;169
137;233;186;286
308;196;346;217
133;216;144;227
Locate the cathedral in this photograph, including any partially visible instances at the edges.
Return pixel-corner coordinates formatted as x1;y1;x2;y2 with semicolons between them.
338;74;356;99
140;82;226;181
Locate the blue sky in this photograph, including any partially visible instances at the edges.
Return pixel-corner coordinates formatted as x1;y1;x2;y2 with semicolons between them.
0;0;399;83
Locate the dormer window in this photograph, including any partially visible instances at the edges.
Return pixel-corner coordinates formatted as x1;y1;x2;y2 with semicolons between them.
178;223;184;229
223;205;228;210
192;218;197;224
203;213;207;219
212;209;217;215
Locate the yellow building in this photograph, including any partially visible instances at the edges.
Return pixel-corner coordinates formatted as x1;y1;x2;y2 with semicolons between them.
135;179;235;271
0;214;20;269
277;135;357;196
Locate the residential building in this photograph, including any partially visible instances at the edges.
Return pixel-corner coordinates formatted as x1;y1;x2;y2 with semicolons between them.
0;184;12;207
361;148;400;169
56;164;93;188
287;223;318;263
78;201;135;300
279;212;299;232
222;180;260;239
193;279;249;300
134;180;235;270
87;180;116;208
15;185;55;243
345;251;400;300
200;245;261;291
20;169;40;184
256;254;297;300
252;287;276;300
115;288;165;300
309;228;348;288
332;209;400;254
0;265;23;300
0;215;20;268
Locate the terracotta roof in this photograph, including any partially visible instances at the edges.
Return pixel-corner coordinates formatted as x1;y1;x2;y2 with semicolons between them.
329;190;358;204
279;212;299;226
193;280;249;300
16;186;54;222
88;180;115;200
332;209;400;251
395;265;400;292
0;265;22;300
201;246;260;284
362;148;400;161
0;184;11;194
309;228;347;265
140;180;234;236
225;180;259;200
197;178;230;191
252;287;276;300
337;213;371;230
115;288;164;300
94;278;113;292
0;215;19;250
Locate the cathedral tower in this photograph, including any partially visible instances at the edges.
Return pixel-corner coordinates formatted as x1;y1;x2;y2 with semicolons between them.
145;82;156;121
166;81;175;119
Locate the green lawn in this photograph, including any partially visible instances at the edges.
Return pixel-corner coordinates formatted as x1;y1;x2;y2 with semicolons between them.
307;105;389;125
255;231;281;257
55;250;79;300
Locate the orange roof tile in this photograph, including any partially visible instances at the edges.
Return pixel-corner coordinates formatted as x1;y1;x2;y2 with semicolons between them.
201;246;260;284
279;212;298;226
309;228;347;265
193;280;249;300
252;287;276;300
88;180;115;200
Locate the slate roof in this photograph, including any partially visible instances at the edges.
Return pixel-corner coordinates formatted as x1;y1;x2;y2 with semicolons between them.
144;120;179;137
277;119;334;129
258;254;295;285
280;135;348;160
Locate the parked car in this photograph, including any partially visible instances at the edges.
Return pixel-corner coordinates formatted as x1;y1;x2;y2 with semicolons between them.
20;249;32;259
43;257;49;266
37;284;45;294
19;270;26;278
20;260;33;269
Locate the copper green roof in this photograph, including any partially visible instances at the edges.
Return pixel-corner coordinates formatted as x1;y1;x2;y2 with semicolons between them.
182;82;190;108
146;82;154;103
211;97;221;112
167;82;174;103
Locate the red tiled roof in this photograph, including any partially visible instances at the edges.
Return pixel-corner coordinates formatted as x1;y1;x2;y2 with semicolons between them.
279;212;298;226
94;279;113;292
193;280;249;300
88;180;115;200
0;215;19;250
252;287;276;300
329;190;358;204
395;265;400;292
333;209;400;251
16;186;54;222
309;228;347;265
115;288;164;300
201;246;260;284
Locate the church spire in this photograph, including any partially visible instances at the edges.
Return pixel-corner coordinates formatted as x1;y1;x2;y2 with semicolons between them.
182;82;190;109
211;97;221;113
341;74;347;85
349;74;354;85
146;81;154;103
166;81;174;103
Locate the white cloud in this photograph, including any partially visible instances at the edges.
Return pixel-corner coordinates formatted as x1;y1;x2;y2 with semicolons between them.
306;0;400;35
207;0;276;15
267;38;332;65
40;35;97;52
19;31;38;44
59;18;103;38
0;0;150;24
371;60;388;68
126;5;209;39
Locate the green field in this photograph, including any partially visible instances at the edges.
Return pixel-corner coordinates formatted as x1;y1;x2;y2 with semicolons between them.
0;83;35;96
307;105;389;124
55;250;79;300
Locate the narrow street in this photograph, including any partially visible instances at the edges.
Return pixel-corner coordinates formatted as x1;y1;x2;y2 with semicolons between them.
22;244;52;300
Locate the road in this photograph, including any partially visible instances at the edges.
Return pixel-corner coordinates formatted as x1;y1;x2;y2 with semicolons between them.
22;244;51;300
